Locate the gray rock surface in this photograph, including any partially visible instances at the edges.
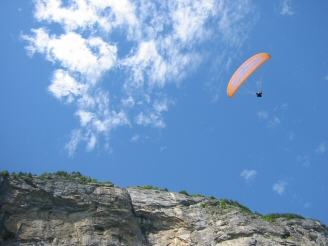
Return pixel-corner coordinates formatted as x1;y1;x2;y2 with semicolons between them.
1;174;328;245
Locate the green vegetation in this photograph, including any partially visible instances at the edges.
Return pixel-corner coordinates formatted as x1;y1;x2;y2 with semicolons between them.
0;170;9;176
217;199;305;221
141;185;158;190
50;171;113;185
179;190;189;195
191;193;206;198
178;190;206;198
263;213;305;222
219;199;227;209
0;170;113;185
137;186;204;198
139;185;168;192
218;199;252;214
7;171;36;179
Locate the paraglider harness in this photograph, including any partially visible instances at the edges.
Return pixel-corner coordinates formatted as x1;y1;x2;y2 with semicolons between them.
256;92;262;97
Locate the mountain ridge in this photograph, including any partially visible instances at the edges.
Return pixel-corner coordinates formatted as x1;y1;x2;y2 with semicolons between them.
1;171;328;245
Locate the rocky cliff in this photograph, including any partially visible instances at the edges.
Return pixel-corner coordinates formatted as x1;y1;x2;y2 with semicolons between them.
1;173;328;246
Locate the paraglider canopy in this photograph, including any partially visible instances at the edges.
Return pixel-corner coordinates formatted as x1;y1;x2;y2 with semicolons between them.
227;53;271;98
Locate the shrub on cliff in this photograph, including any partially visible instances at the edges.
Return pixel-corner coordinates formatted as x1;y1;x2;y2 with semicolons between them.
0;170;9;176
263;213;305;222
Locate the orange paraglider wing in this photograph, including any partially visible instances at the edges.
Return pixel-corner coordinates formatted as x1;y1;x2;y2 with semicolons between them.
227;53;271;98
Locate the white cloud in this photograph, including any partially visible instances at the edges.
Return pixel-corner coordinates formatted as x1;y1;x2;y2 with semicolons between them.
267;117;280;128
287;131;295;140
67;91;130;154
33;0;138;33
24;0;255;155
153;97;172;114
217;1;255;48
258;111;268;120
297;155;311;167
23;29;117;84
171;1;216;44
273;180;287;195
122;40;168;89
48;69;86;103
304;202;312;208
86;134;97;152
280;0;294;16
135;112;165;128
75;110;94;127
315;141;328;154
258;110;281;128
65;129;82;157
131;134;140;142
240;169;257;184
280;103;288;113
121;96;135;108
160;146;166;152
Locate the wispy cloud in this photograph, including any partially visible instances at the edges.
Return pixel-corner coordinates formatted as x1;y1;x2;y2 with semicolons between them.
49;70;87;103
315;141;328;155
257;110;269;120
130;134;149;143
240;169;257;184
257;110;280;128
273;180;288;195
23;0;255;155
279;0;294;16
65;129;82;157
267;117;280;128
131;134;140;142
297;155;311;167
279;103;288;113
304;202;312;208
287;131;295;140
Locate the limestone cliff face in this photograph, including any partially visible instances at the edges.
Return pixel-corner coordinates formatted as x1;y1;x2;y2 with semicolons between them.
1;174;328;246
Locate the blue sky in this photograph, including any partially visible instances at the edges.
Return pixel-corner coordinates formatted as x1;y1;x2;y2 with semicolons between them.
1;0;327;224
